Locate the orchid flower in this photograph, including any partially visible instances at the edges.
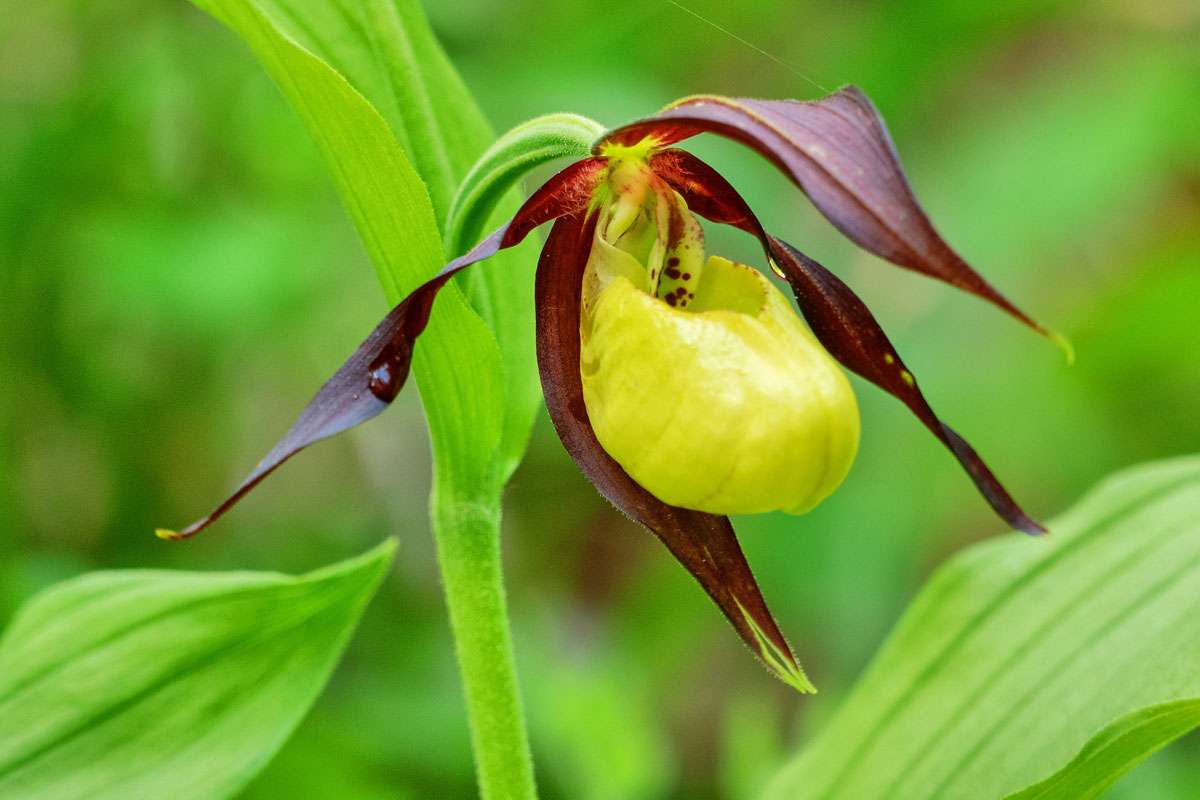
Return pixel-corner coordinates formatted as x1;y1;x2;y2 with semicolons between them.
160;87;1057;691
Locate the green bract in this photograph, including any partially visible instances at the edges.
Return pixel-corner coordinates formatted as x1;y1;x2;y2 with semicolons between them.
580;153;860;515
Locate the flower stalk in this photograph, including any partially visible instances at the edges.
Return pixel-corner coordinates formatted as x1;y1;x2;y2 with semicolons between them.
431;488;536;800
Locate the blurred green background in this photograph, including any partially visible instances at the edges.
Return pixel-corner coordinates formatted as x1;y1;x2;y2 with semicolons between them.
2;0;1198;796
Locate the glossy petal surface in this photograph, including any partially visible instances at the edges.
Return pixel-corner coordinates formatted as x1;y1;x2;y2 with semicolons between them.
604;88;1046;333
580;236;860;515
162;158;605;539
535;213;813;691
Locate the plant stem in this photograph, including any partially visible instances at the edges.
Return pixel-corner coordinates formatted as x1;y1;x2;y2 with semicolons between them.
431;488;537;800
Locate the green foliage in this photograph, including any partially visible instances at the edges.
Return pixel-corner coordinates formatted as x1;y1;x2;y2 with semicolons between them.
181;2;559;796
4;0;1198;797
248;0;508;220
1007;701;1200;800
0;541;394;800
765;457;1200;799
189;0;505;494
446;112;605;255
443;111;603;481
527;652;675;800
233;0;547;485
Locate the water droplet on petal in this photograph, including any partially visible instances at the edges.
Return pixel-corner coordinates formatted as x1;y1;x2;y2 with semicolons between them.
368;341;415;403
368;361;398;401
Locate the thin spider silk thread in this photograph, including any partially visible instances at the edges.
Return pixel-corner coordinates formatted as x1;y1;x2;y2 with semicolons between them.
665;0;832;95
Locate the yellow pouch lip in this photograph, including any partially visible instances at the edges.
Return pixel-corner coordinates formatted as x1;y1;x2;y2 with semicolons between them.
581;251;860;517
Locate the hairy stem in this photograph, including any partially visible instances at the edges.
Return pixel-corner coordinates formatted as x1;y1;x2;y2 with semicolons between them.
431;488;537;800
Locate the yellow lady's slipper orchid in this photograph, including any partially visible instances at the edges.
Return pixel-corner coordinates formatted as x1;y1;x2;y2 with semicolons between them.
161;86;1057;690
580;156;860;515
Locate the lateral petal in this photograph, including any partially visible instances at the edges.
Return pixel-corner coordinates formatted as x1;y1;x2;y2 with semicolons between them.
652;148;1044;534
160;158;606;539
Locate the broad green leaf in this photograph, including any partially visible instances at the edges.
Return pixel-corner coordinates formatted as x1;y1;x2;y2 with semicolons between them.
250;0;502;218
246;0;549;482
764;456;1200;800
0;540;395;800
1006;701;1200;800
188;0;504;491
445;112;605;255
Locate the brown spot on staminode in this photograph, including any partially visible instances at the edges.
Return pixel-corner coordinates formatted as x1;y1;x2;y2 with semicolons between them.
667;204;686;247
665;294;678;307
666;267;682;279
682;273;691;281
676;287;687;297
667;256;680;267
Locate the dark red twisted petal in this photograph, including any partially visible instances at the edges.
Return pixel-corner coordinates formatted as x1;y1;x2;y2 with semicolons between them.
652;148;1044;535
767;238;1045;535
534;212;814;690
605;87;1047;335
161;157;607;540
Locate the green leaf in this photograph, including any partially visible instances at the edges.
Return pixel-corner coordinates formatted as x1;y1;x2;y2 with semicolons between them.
182;5;541;792
445;111;602;482
445;112;605;256
249;0;505;220
188;0;505;492
0;540;395;800
1006;701;1200;800
764;456;1200;800
242;0;549;483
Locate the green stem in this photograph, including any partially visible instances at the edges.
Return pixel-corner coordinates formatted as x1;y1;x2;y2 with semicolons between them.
431;487;537;800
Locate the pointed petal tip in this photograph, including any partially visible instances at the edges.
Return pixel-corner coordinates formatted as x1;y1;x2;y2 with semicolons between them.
620;90;1057;337
156;519;210;541
1019;517;1050;537
1048;329;1076;366
774;659;817;695
737;600;816;694
787;672;818;695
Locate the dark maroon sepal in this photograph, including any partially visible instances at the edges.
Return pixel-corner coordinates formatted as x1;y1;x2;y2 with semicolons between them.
534;213;814;691
606;88;1047;335
767;237;1045;535
159;157;607;540
652;148;1044;535
650;149;762;237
